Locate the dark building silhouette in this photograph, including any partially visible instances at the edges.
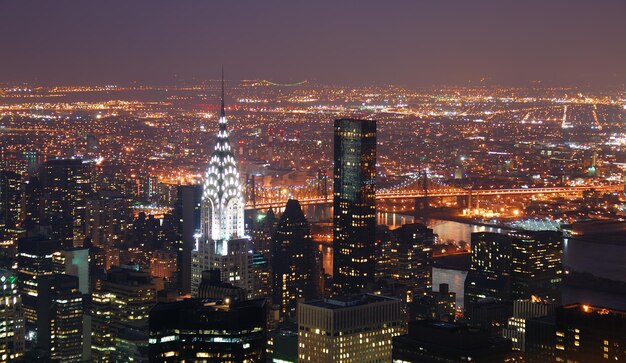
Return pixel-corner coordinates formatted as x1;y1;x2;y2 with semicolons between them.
0;170;23;248
271;199;318;320
36;274;83;362
39;159;93;249
149;298;267;362
464;231;563;328
388;223;434;295
0;269;25;361
174;185;201;295
392;320;517;362
16;235;61;337
409;283;456;322
197;269;246;302
91;268;157;362
525;304;626;363
332;118;376;294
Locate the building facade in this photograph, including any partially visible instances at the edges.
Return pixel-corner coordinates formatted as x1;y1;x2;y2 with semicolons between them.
149;298;267;362
192;72;253;297
298;294;402;363
271;199;318;320
332;118;377;294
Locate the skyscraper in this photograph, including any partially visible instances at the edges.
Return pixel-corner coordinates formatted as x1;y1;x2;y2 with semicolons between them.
388;223;434;295
192;71;252;297
0;269;25;362
16;235;60;338
271;199;318;320
0;170;23;250
464;231;563;330
91;268;157;362
332;118;376;294
465;231;563;308
174;184;201;295
39;159;93;249
36;274;83;362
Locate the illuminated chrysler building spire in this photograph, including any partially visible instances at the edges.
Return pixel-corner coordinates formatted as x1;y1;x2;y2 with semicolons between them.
201;68;245;242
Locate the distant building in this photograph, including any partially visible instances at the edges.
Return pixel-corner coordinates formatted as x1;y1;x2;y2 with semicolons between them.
408;283;456;322
91;268;157;362
298;294;402;363
392;320;518;362
174;184;201;295
39;159;93;249
271;199;319;320
0;170;23;251
465;231;562;328
36;274;83;362
197;269;246;302
149;250;177;281
503;297;557;352
388;223;434;295
0;269;25;361
52;247;90;294
526;304;626;363
333;118;377;294
149;298;267;362
16;235;60;336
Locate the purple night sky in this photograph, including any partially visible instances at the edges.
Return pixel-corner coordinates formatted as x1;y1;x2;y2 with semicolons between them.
1;0;625;86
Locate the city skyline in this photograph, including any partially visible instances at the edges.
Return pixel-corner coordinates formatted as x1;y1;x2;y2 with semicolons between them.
1;2;625;361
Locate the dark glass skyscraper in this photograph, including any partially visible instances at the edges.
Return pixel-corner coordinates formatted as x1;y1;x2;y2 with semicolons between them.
332;118;376;294
271;199;318;320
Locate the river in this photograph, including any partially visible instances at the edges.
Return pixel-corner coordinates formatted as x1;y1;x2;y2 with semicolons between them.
376;213;626;310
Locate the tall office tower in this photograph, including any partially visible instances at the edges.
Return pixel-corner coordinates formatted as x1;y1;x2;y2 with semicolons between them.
16;235;60;337
297;294;402;363
91;268;157;362
36;274;83;362
149;298;268;362
374;225;393;279
251;207;276;260
250;250;271;299
174;184;201;295
525;304;626;363
192;72;252;297
332;118;376;294
52;247;90;294
0;269;25;361
464;232;514;308
388;223;434;295
23;176;42;231
503;298;558;352
39;159;93;249
85;190;133;247
271;199;318;320
0;170;23;250
392;320;517;362
508;231;563;302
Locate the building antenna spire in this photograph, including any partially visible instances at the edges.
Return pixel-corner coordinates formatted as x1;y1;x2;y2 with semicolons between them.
220;66;225;118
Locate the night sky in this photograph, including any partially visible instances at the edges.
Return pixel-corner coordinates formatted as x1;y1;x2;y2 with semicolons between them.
1;0;625;86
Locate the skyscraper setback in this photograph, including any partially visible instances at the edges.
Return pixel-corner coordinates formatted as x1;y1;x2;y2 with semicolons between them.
332;118;377;294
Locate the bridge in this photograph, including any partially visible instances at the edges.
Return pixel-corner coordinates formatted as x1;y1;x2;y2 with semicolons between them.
244;179;623;210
